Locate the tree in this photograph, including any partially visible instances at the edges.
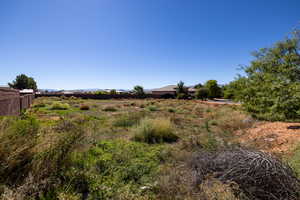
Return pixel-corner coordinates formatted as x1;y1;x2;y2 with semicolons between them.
133;85;145;96
232;30;300;120
195;87;209;100
110;89;117;95
194;83;203;89
223;76;247;100
8;74;37;90
176;81;188;99
204;80;221;99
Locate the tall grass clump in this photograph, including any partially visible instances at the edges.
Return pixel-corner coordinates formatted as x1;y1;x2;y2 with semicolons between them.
102;106;117;112
113;112;145;127
50;102;70;110
64;140;164;199
133;118;178;144
147;105;159;112
80;104;90;110
206;106;254;133
289;144;300;176
0;117;39;185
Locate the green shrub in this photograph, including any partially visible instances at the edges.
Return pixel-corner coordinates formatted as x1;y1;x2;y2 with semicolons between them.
80;104;90;111
176;93;188;99
50;102;70;110
147;106;158;112
0;117;39;184
133;118;178;144
65;140;164;199
195;88;209;100
33;103;46;108
113;112;145;127
102;106;117;112
289;144;300;176
229;31;300;121
167;108;176;113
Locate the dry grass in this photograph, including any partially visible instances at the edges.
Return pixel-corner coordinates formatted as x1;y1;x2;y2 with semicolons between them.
132;118;178;144
2;97;299;200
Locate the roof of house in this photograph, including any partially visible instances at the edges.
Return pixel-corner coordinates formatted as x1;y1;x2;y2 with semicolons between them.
20;89;34;93
152;85;197;92
188;87;197;92
151;85;177;92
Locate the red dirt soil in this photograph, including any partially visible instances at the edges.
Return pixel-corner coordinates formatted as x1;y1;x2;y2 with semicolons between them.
236;122;300;154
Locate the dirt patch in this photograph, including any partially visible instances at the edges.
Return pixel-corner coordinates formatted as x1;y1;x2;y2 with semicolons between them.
236;122;300;154
38;115;61;121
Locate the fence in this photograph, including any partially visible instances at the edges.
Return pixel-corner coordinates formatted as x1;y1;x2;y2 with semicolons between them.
36;93;175;99
0;88;34;116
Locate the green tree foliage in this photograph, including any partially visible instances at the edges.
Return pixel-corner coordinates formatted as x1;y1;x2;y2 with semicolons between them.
176;81;188;99
133;85;145;96
204;80;222;99
8;74;37;90
194;83;203;89
110;89;117;95
195;87;209;100
231;31;300;121
223;76;247;100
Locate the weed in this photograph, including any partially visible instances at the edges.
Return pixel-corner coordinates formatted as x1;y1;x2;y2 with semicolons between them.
50;102;70;110
132;118;178;144
167;108;176;113
113;112;145;127
147;106;159;112
65;140;164;199
33;103;46;108
103;106;117;112
80;104;90;110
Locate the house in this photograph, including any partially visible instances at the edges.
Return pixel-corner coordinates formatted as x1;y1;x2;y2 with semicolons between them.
151;85;197;96
187;87;197;95
20;89;34;95
151;85;177;96
0;85;10;89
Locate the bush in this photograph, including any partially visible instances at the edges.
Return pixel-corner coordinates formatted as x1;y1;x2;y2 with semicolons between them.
195;88;209;100
147;106;158;112
102;106;117;112
189;148;300;200
132;118;179;144
230;31;300;121
80;104;90;111
289;144;300;176
33;103;46;108
167;108;176;113
207;106;254;133
0;117;39;185
176;93;188;99
113;112;145;127
65;140;164;199
50;102;70;110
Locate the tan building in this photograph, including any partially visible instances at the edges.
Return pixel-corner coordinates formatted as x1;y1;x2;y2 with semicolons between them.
151;85;177;95
151;85;197;96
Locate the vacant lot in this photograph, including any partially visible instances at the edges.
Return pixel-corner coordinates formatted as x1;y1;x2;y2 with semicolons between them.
1;97;299;200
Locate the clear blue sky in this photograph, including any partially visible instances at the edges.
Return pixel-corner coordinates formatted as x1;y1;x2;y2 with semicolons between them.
1;0;299;89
